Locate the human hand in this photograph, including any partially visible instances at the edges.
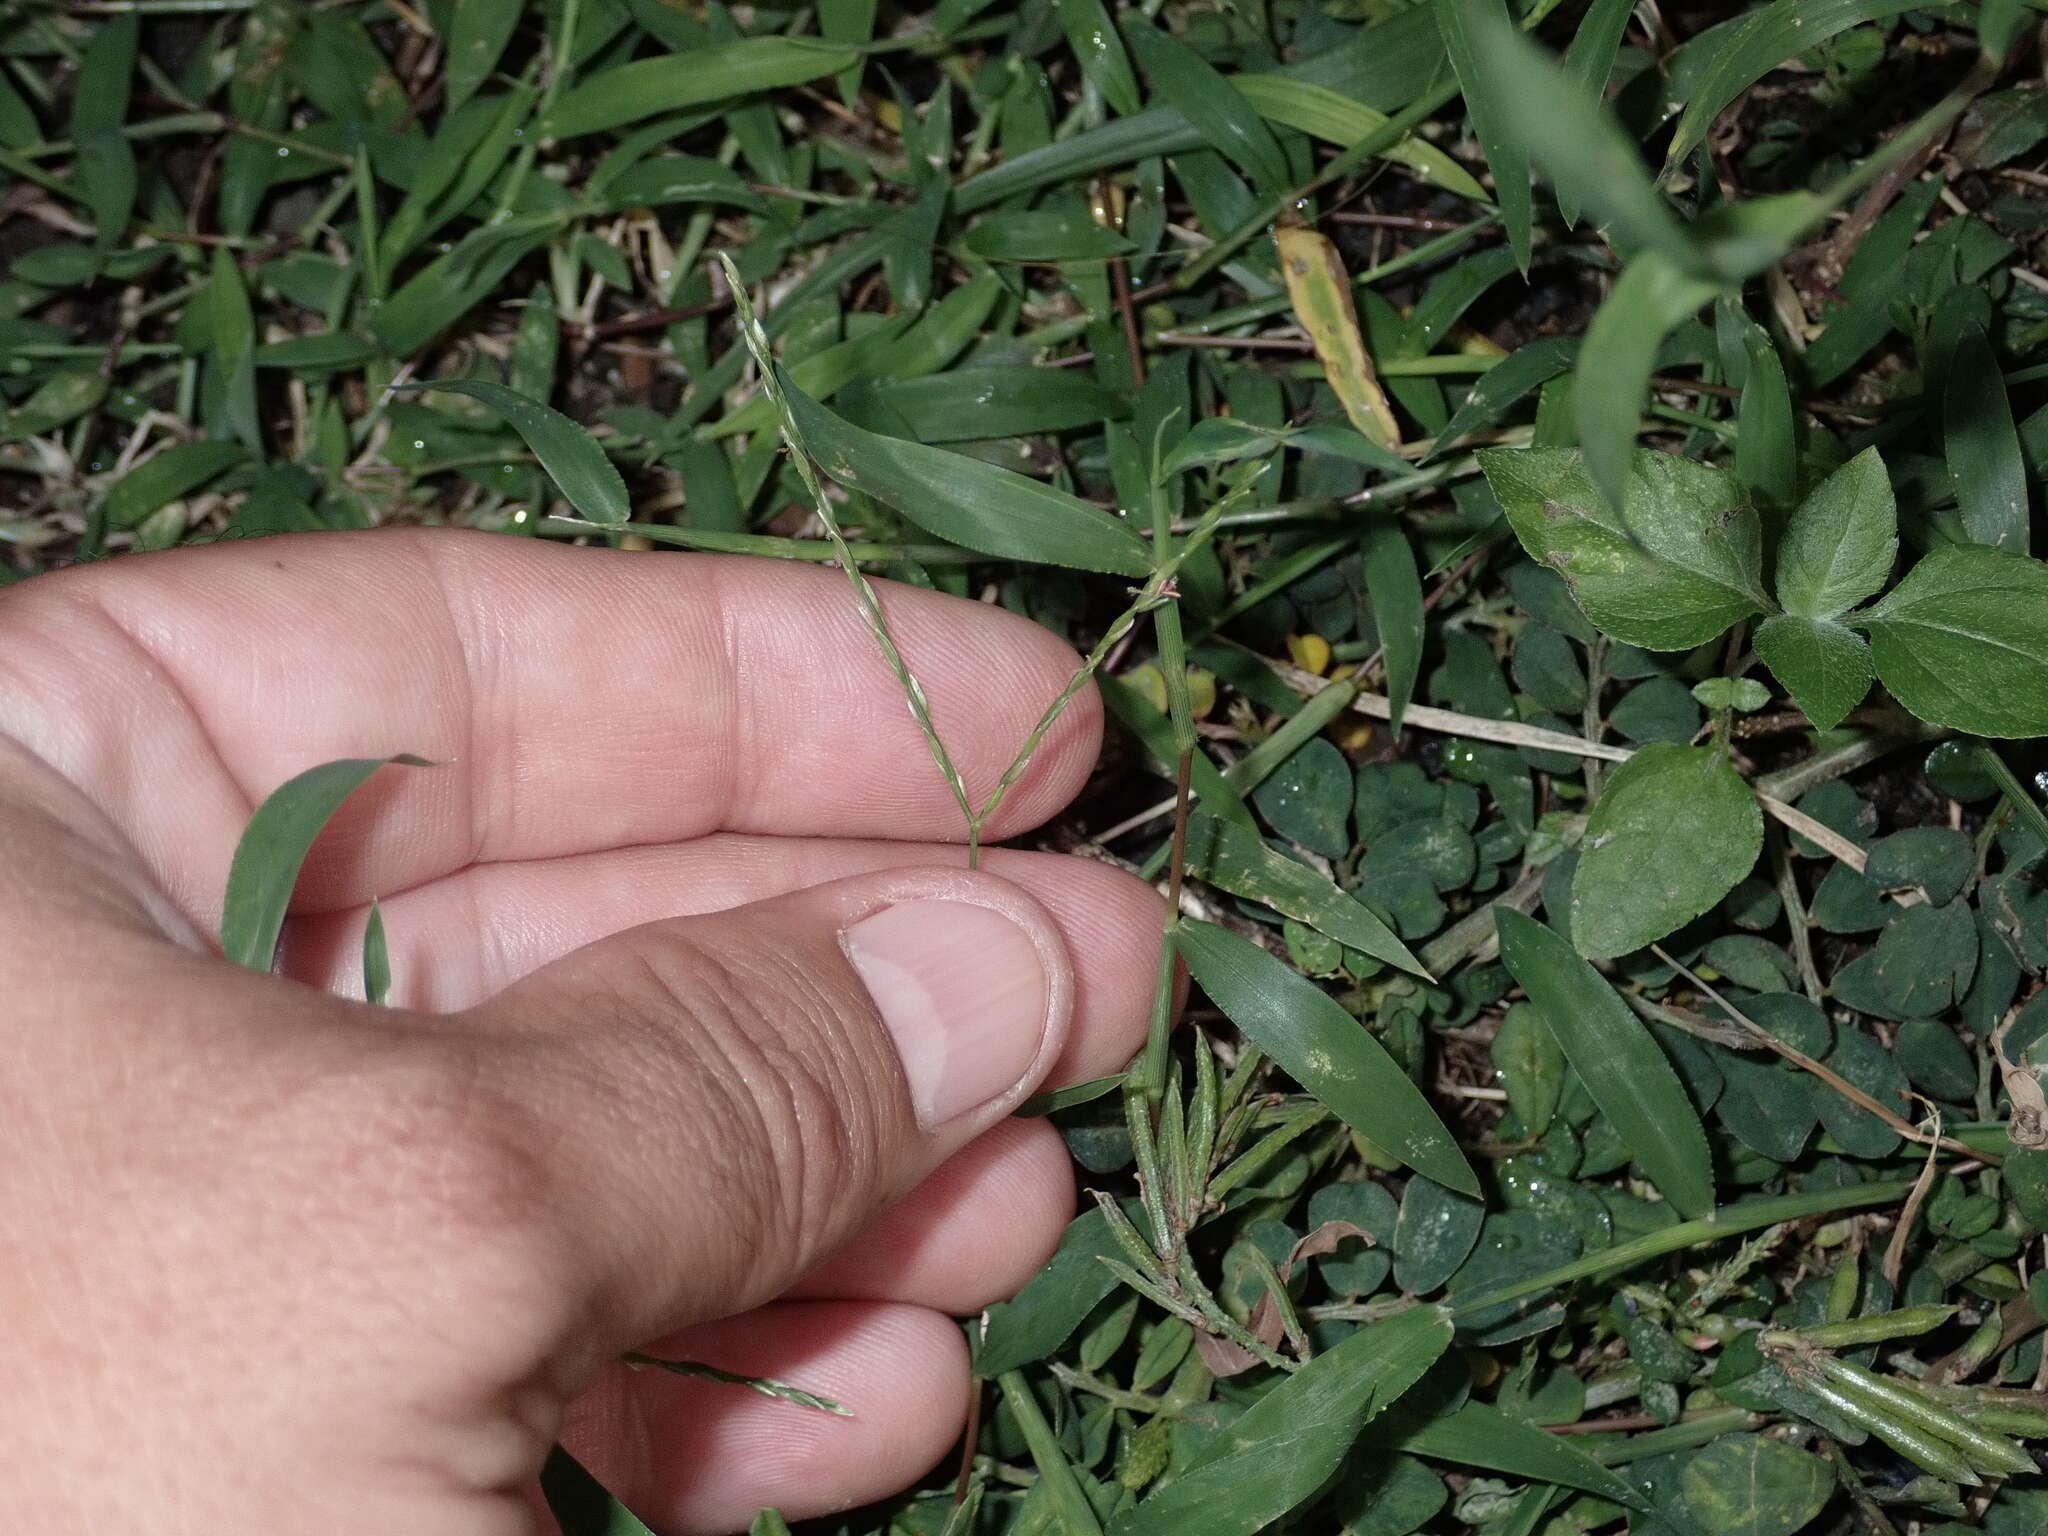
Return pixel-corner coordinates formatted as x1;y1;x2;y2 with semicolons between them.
0;529;1167;1534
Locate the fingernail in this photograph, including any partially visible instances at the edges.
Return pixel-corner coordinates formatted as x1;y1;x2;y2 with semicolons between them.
841;899;1052;1129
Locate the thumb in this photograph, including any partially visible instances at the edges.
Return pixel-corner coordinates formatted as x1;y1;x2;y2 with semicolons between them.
464;866;1074;1347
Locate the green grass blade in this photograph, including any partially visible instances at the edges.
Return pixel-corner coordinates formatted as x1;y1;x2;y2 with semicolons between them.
1945;323;2030;553
445;0;524;111
411;378;630;525
1494;907;1715;1219
1664;0;1944;171
778;370;1152;575
1451;0;1694;272
1122;17;1292;196
1437;0;1533;272
1182;811;1428;978
221;756;429;974
1179;919;1477;1194
1366;1401;1643;1506
543;38;861;138
1109;1306;1453;1536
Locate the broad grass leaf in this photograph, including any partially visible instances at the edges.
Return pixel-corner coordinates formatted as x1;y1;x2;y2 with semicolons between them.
1437;0;1532;270
1495;907;1715;1219
445;0;523;111
595;154;769;214
1122;18;1291;196
1155;416;1290;478
1450;3;1694;273
1366;1401;1642;1506
1362;521;1423;733
1945;323;2029;554
254;334;382;371
1556;0;1638;225
1754;615;1874;731
1571;742;1763;959
1230;75;1486;201
77;130;138;248
1665;0;1951;170
414;379;630;525
1182;812;1428;978
1571;252;1720;510
843;368;1128;442
222;757;429;973
374;214;562;355
779;369;1152;575
958;207;1134;262
1053;0;1141;116
1426;335;1577;461
72;11;138;140
975;1203;1127;1376
1861;544;2048;737
1733;321;1795;517
1108;1306;1453;1536
954;6;1446;210
0;71;33;151
1676;1434;1830;1536
1276;225;1400;446
1179;920;1477;1194
1478;446;1767;650
2;369;107;443
543;38;860;139
102;441;245;530
1773;447;1897;619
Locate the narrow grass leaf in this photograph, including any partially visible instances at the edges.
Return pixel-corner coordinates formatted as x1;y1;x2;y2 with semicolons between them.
1734;321;1796;517
1945;324;2029;554
1665;0;1950;170
1453;2;1693;271
1755;615;1874;732
1426;335;1577;460
445;0;523;111
595;155;769;214
976;1203;1130;1375
1437;0;1533;271
1054;0;1141;116
1001;1372;1107;1536
222;756;429;974
845;368;1129;442
1495;907;1715;1219
1123;19;1291;196
1366;1401;1642;1505
102;441;245;530
1183;812;1427;976
1276;225;1400;446
1230;75;1486;201
1556;0;1638;225
1773;447;1897;619
1570;741;1763;959
1572;251;1720;509
1109;1306;1454;1536
544;39;861;138
1361;520;1423;733
1861;544;2048;737
361;900;390;1007
413;379;629;525
1180;920;1477;1194
780;371;1152;575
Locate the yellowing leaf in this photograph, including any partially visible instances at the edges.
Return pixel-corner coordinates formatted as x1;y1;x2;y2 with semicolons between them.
1275;225;1400;448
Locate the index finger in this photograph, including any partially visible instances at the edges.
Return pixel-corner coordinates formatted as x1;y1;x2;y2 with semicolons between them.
0;530;1104;918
